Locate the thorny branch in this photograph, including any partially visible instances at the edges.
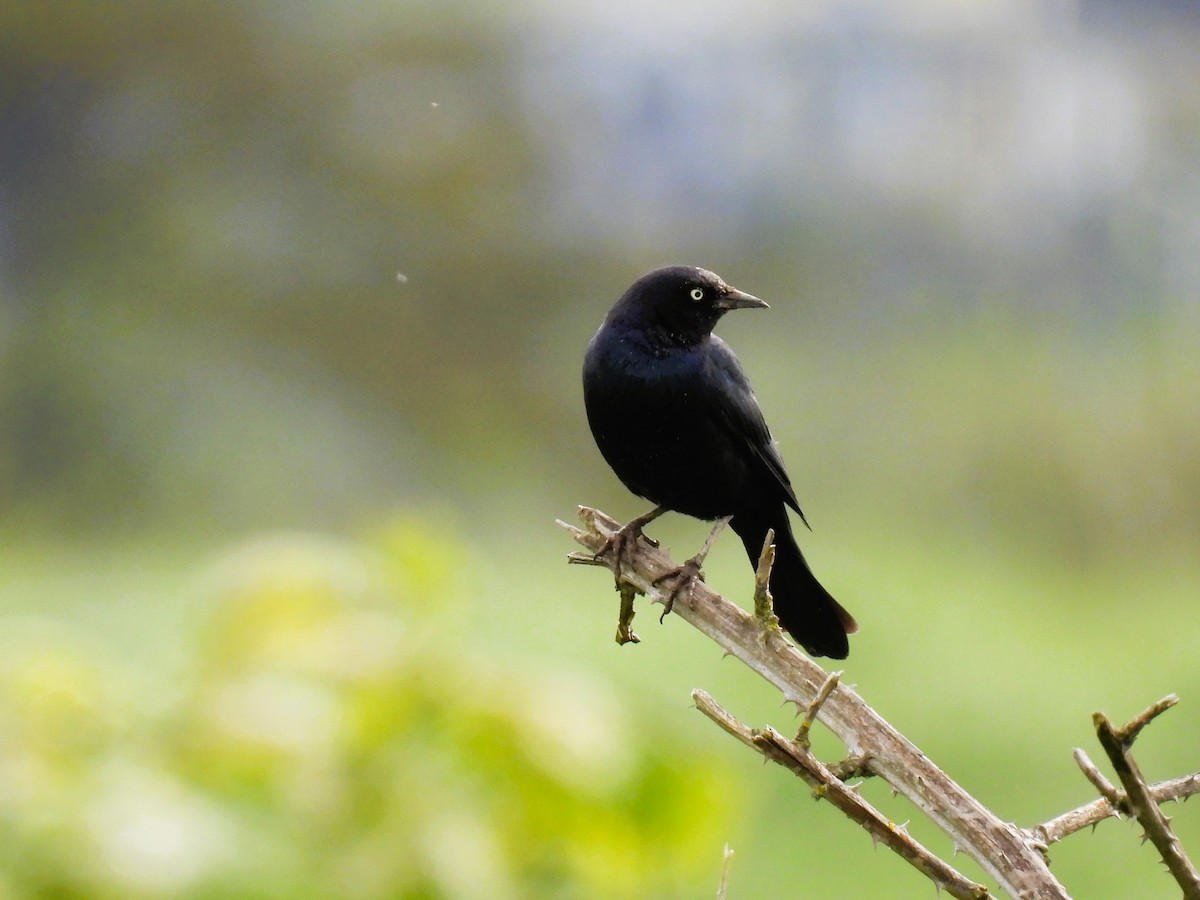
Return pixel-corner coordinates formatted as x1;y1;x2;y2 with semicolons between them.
693;689;989;900
561;505;1200;899
1092;698;1200;899
1032;773;1200;847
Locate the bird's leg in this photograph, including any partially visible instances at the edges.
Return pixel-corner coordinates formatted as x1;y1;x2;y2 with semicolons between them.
652;515;733;622
594;505;668;585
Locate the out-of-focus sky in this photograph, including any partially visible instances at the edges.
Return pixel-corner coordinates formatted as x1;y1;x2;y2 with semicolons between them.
6;0;1199;536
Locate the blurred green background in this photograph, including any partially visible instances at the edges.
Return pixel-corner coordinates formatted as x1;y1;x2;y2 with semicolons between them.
3;1;1199;897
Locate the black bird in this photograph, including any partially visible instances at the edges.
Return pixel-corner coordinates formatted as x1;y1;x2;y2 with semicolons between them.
583;265;856;658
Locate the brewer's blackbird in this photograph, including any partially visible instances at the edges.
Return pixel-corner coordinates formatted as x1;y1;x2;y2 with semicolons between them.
583;265;856;658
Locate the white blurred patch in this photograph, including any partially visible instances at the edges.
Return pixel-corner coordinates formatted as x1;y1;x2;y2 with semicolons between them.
86;761;233;893
421;810;514;900
517;670;635;796
208;674;342;756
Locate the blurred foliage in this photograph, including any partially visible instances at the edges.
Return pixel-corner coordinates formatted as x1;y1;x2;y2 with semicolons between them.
0;519;734;898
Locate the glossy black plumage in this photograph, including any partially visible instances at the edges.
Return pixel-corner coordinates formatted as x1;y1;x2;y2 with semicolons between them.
583;266;856;658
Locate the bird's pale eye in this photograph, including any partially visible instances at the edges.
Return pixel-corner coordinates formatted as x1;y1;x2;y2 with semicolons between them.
689;287;705;302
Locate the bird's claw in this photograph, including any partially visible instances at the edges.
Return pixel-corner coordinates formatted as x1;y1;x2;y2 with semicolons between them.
592;506;669;587
651;556;705;622
594;522;651;585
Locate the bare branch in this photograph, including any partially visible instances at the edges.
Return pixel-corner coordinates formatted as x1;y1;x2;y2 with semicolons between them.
1072;748;1125;812
694;690;990;900
562;506;1071;899
795;670;841;749
562;507;1200;899
716;842;734;900
752;529;778;625
615;581;639;645
1110;694;1178;745
1033;773;1200;846
1093;701;1200;898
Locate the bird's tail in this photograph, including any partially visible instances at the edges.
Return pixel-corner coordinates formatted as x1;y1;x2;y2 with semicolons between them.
730;505;856;659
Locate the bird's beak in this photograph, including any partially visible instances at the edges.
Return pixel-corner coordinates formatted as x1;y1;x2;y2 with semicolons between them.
716;287;769;311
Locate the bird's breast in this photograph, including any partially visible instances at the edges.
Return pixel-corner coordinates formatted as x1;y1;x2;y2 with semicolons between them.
583;333;754;518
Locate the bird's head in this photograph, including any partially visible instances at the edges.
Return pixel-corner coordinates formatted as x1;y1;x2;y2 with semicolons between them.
610;266;769;347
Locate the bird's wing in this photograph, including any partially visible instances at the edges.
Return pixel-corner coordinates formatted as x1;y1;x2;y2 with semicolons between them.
703;338;808;525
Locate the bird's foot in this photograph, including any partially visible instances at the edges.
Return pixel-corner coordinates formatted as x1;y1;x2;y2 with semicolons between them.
649;515;732;622
594;523;647;585
593;506;666;586
651;556;705;622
